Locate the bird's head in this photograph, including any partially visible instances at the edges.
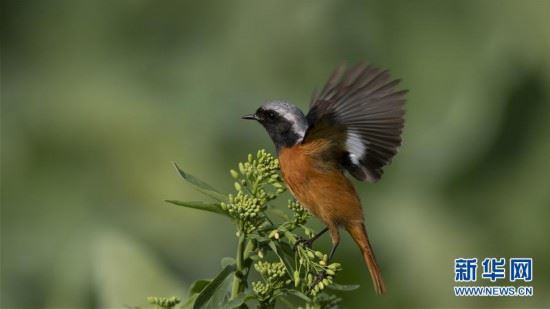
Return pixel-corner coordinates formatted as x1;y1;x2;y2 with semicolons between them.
242;101;308;151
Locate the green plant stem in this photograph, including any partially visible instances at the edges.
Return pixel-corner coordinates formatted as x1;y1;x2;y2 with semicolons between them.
231;232;246;300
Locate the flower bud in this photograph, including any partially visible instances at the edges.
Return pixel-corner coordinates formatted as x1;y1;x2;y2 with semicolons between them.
268;229;278;239
328;262;341;270
234;182;242;192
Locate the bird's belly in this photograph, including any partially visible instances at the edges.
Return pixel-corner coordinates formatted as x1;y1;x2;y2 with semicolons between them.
279;146;363;225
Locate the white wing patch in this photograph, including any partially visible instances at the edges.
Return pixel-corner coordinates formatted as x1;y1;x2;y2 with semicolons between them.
346;131;366;164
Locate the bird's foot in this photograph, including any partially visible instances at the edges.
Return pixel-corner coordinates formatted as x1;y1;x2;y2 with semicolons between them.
307;270;327;293
293;236;314;251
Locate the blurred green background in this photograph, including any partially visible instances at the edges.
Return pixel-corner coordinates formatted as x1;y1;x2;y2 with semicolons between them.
2;1;550;308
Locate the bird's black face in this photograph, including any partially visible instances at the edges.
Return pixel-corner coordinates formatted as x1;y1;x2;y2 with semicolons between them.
242;102;308;152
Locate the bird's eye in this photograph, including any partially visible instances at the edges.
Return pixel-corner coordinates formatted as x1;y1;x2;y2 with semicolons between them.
267;111;276;119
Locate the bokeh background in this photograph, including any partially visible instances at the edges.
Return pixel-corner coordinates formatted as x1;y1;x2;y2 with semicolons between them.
2;1;550;308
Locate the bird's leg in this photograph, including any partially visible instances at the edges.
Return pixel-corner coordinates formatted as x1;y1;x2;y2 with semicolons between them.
327;239;340;262
309;227;340;292
294;227;328;250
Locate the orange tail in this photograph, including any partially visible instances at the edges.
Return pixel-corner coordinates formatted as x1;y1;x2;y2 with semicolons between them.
345;222;386;294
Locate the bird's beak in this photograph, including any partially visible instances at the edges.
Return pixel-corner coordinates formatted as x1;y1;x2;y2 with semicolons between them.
241;114;258;120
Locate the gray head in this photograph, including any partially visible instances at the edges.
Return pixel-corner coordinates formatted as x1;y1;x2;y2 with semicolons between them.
242;101;308;151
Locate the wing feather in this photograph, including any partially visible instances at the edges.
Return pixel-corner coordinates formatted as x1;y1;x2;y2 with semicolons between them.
304;63;406;182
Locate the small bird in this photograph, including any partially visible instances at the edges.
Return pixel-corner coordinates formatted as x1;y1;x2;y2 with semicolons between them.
242;63;406;294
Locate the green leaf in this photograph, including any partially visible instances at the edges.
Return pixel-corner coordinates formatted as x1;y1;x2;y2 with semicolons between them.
327;283;360;291
272;241;295;267
222;291;256;309
173;163;227;201
268;241;293;276
165;200;229;218
220;257;236;268
285;289;311;302
271;289;288;299
267;241;282;261
189;280;211;295
277;296;295;309
243;239;256;261
193;264;236;309
181;293;198;309
248;234;268;243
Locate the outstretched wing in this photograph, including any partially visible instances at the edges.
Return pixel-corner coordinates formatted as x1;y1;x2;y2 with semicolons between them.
304;63;406;182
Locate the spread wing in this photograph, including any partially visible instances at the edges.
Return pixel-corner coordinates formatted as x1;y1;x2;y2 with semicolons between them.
304;63;406;182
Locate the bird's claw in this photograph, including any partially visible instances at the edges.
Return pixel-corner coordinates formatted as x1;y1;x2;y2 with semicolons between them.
293;236;313;251
307;270;327;293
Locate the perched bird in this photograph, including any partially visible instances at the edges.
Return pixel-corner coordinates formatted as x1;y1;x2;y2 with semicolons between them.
242;63;406;294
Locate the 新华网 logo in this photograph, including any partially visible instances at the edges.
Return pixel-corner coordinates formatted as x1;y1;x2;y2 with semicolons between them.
453;257;533;297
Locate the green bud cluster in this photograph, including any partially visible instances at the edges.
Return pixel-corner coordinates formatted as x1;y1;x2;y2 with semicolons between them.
221;192;264;233
288;199;309;225
231;149;286;202
295;245;343;297
243;149;280;177
251;281;270;301
222;192;262;219
146;296;181;309
225;149;289;234
255;261;287;282
168;149;351;308
252;261;290;302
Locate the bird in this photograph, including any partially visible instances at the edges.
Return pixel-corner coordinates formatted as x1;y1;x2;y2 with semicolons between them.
242;63;406;294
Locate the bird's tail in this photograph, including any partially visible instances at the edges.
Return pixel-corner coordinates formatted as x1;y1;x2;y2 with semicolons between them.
345;222;386;294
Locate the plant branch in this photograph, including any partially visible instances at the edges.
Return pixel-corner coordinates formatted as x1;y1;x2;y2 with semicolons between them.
231;232;246;300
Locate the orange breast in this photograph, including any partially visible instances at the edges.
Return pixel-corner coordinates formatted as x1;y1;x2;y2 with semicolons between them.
278;142;364;226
